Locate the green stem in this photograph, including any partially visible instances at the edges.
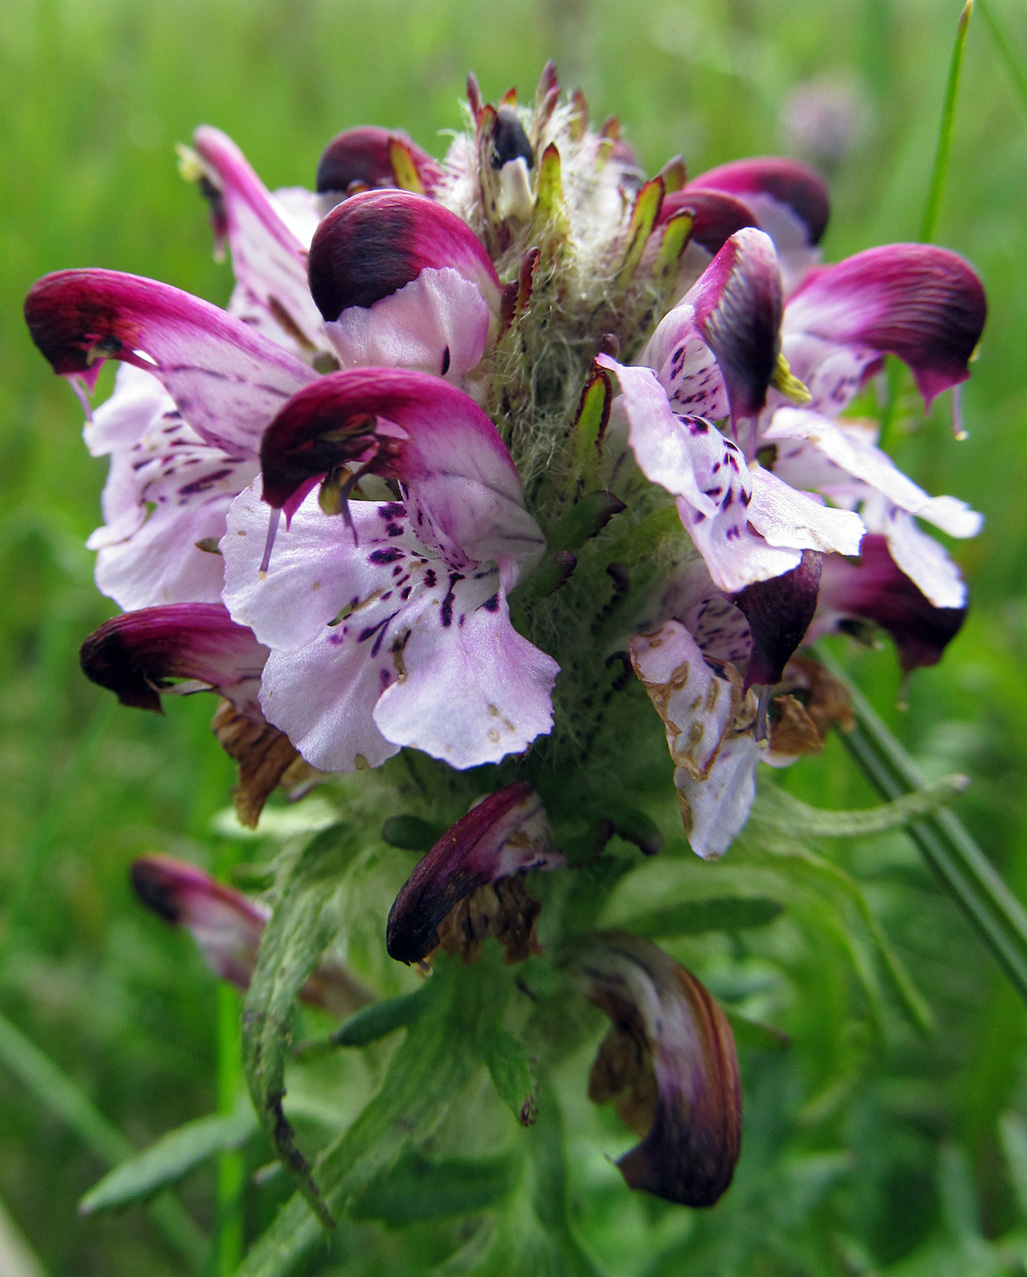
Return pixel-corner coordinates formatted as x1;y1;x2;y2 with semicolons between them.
820;652;1027;1005
214;835;247;1275
216;983;246;1275
920;1;974;243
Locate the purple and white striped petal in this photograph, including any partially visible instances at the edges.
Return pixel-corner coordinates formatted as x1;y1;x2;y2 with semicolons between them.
578;933;742;1206
259;368;545;581
813;536;966;672
688;156;830;291
782;244;987;411
190;127;326;353
24;269;317;456
316;126;443;197
386;784;563;964
308;190;501;381
80;602;268;718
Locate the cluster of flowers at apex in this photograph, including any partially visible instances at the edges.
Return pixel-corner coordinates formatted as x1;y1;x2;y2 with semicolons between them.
26;65;984;857
25;65;984;1206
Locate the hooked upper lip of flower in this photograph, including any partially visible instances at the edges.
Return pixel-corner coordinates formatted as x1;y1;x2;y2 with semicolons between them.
577;932;742;1208
306;189;503;383
385;783;564;965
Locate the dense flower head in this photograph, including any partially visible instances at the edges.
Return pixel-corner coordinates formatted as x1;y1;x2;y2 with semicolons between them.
24;61;985;861
24;62;988;1214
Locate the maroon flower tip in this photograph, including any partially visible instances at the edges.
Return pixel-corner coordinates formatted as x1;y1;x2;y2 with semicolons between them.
80;602;266;714
130;855;192;924
693;229;783;422
489;106;535;171
308;190;421;322
732;549;823;690
24;270;128;387
580;933;742;1208
821;535;966;674
315;126;441;195
658;188;758;256
693;157;830;246
386;783;562;965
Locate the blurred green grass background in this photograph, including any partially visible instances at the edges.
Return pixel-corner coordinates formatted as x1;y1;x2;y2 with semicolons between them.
3;0;1027;1272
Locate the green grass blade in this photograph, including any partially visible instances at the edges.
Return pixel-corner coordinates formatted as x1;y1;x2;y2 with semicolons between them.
0;1010;206;1267
976;0;1027;125
821;653;1027;1005
921;1;974;243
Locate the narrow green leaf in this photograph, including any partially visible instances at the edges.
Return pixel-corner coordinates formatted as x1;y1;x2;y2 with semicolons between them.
237;952;513;1277
821;651;1027;1008
754;774;968;838
326;986;429;1049
619;895;783;938
1000;1112;1027;1221
242;822;363;1228
484;1027;538;1125
921;1;974;242
80;1102;257;1215
350;1152;517;1224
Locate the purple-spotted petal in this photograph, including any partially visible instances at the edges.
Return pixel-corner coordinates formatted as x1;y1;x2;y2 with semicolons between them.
24;269;316;456
86;368;257;610
132;854;372;1014
372;581;559;767
80;602;268;718
386;784;563;964
814;535;966;673
316;126;443;196
190;127;325;353
783;244;986;410
259;368;544;579
223;480;558;772
578;933;742;1207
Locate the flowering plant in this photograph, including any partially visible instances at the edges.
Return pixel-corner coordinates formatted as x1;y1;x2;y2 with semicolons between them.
23;59;1005;1274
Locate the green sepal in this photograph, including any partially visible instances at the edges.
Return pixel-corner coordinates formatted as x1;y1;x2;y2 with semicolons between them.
79;1100;257;1216
572;368;612;491
548;491;625;554
615;176;664;282
651;210;693;290
531;142;570;249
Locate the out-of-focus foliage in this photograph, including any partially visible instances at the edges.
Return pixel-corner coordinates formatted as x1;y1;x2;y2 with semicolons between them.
2;0;1027;1272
